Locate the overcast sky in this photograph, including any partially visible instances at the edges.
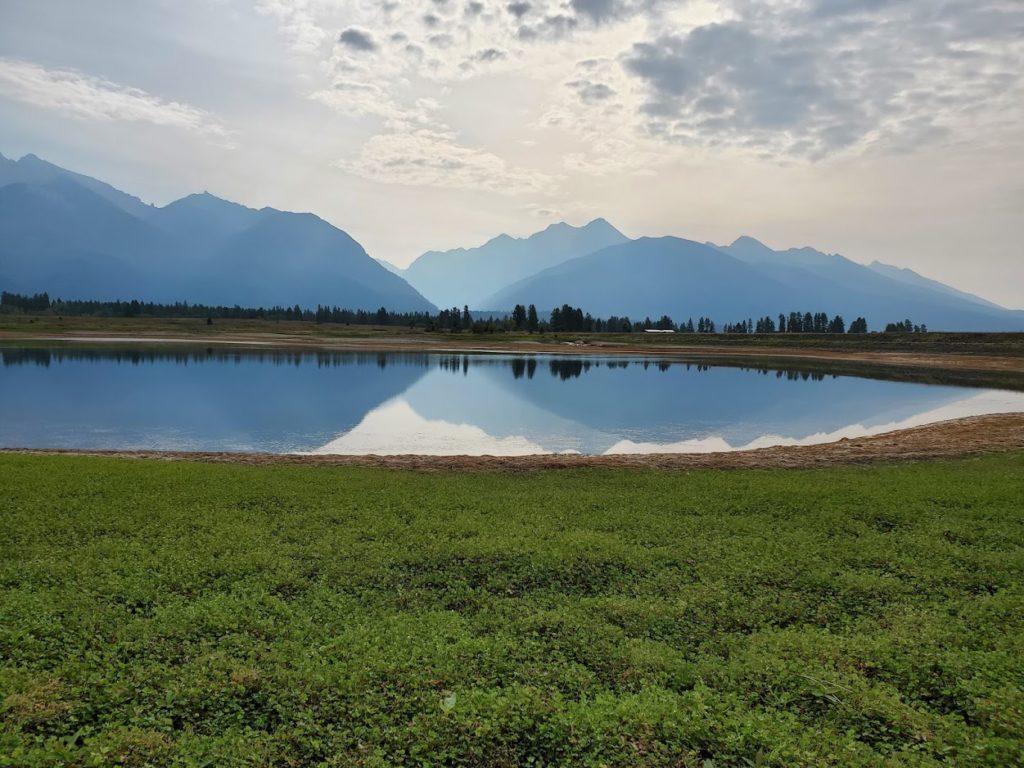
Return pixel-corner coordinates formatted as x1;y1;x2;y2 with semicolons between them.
1;0;1022;306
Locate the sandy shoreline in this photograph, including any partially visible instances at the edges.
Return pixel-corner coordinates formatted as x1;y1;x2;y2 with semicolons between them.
4;413;1022;471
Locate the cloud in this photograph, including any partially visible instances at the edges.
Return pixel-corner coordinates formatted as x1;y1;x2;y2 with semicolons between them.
570;0;664;25
338;27;378;52
335;127;552;195
474;48;507;62
310;80;437;127
621;1;1024;159
428;33;455;48
567;78;615;104
0;57;232;144
570;0;619;22
255;0;327;52
507;2;531;18
518;13;579;41
273;0;1024;177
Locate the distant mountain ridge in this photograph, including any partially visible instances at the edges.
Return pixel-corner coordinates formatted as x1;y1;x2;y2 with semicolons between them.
865;260;1004;311
0;152;153;218
0;153;435;312
2;151;1020;330
488;237;794;320
486;235;1023;331
713;236;1021;329
404;217;629;308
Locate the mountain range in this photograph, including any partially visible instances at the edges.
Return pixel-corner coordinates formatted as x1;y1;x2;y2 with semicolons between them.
0;153;434;312
485;234;1023;330
1;151;1021;331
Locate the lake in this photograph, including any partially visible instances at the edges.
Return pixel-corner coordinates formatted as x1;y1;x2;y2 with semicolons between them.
2;346;1022;455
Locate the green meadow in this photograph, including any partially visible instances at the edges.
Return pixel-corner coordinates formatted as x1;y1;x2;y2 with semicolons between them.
1;453;1022;766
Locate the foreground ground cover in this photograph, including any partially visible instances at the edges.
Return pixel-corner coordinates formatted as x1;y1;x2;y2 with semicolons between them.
1;454;1022;766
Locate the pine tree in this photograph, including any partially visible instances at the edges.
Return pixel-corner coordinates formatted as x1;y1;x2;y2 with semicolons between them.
512;304;527;330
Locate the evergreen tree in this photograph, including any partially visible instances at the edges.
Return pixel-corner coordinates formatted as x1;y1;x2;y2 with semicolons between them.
511;304;527;330
550;307;562;331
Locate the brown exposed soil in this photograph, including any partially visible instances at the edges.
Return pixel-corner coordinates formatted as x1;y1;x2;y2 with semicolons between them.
5;413;1023;472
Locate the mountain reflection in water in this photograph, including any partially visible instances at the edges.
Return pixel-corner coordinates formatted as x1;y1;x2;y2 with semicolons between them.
2;348;1022;455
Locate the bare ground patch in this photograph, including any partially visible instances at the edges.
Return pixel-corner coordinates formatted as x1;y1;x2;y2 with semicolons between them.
4;413;1023;472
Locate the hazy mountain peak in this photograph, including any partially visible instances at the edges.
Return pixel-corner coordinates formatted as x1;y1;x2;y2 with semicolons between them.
151;192;259;240
721;236;781;264
405;217;630;308
537;221;572;235
583;217;626;237
729;235;773;251
794;245;834;257
498;217;625;245
486;232;516;246
0;151;152;218
172;191;250;208
17;154;65;175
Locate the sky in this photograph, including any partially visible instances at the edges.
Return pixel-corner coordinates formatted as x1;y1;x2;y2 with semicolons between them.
0;0;1022;307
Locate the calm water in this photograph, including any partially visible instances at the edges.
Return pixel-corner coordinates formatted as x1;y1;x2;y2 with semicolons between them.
2;347;1022;455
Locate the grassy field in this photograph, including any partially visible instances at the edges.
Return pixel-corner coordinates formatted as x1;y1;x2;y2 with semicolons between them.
1;454;1023;766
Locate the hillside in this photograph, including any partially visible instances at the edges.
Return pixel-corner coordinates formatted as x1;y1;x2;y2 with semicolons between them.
485;235;1023;331
0;154;435;312
487;236;798;320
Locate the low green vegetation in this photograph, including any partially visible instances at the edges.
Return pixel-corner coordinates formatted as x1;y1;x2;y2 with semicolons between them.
2;454;1023;766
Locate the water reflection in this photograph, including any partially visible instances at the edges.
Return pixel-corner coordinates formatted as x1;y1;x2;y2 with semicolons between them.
1;348;1022;455
1;347;432;369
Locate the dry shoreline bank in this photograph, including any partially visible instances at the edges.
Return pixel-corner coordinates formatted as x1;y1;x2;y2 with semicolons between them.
5;413;1023;471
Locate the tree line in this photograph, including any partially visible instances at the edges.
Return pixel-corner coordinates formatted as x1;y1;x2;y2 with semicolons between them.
1;292;439;328
3;291;925;335
884;319;928;333
517;303;874;335
721;312;861;334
